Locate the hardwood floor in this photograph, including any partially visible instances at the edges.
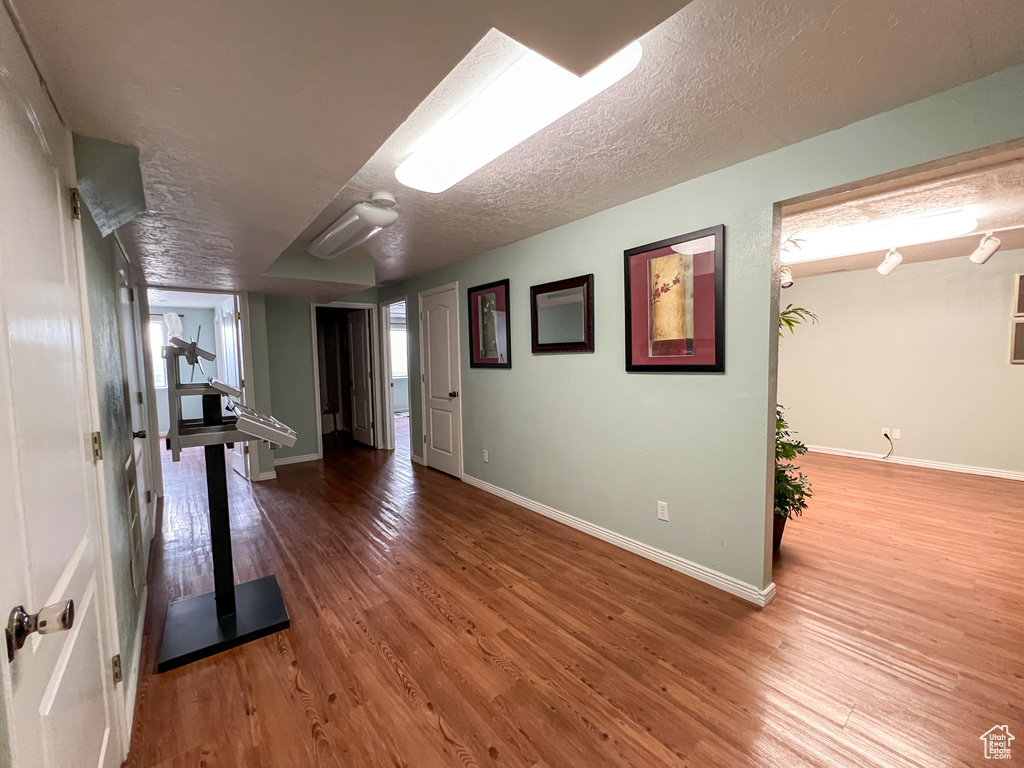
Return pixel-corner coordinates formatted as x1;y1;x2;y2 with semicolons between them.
126;444;1023;767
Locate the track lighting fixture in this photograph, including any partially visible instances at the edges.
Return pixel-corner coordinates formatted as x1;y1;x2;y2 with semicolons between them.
969;232;1001;264
780;266;794;289
877;248;903;276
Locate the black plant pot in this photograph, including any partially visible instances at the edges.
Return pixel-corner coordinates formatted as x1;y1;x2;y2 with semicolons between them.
772;514;787;551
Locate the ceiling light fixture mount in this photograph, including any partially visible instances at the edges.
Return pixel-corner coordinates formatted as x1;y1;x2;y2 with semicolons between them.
395;40;643;194
876;248;903;275
969;232;1001;264
307;191;399;259
780;265;794;288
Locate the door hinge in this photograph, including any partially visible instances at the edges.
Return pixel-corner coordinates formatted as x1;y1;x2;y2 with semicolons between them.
243;445;250;455
111;654;123;684
240;378;244;388
128;286;135;302
235;311;241;322
421;374;425;383
423;435;427;444
90;431;103;461
136;391;144;404
69;187;81;220
145;490;152;504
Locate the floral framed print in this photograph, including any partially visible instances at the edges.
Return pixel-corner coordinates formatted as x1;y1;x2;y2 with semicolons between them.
624;225;725;372
468;279;511;368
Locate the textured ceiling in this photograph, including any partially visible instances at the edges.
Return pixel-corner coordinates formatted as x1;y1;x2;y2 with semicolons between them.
12;0;684;299
15;0;1024;297
783;160;1024;277
148;289;235;309
312;0;1024;287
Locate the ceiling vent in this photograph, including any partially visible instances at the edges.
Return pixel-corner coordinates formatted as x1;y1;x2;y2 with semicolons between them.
307;191;398;259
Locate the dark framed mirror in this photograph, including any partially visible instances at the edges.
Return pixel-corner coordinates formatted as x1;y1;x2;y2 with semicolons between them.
530;274;595;354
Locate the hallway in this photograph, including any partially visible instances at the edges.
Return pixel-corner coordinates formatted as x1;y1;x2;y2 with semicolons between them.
126;444;1023;767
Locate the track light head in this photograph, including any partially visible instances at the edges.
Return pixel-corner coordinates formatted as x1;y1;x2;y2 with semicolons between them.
877;248;903;276
969;233;1001;264
780;266;794;289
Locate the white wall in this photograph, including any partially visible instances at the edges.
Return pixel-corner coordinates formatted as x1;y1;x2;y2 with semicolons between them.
778;249;1024;475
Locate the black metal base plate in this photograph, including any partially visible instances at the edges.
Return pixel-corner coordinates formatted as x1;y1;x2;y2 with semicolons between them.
158;575;290;673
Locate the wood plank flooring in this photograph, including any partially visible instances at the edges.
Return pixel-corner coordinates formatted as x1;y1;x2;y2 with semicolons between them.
126;430;1023;767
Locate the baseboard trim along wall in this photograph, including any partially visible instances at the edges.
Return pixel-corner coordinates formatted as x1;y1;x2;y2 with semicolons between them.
808;445;1024;482
123;584;147;737
462;474;776;607
255;470;278;481
273;452;320;467
411;453;426;466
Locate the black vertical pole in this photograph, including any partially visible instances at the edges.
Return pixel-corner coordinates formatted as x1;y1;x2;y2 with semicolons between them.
202;393;236;618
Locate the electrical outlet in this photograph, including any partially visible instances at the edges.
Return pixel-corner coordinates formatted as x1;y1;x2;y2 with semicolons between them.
482;449;489;463
892;428;901;440
882;427;891;439
657;501;669;522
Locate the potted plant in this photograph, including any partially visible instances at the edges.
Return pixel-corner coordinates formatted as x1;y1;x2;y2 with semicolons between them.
774;408;811;550
775;302;817;550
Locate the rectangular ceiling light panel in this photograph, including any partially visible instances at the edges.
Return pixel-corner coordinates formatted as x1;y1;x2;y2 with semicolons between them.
783;209;978;264
395;41;643;193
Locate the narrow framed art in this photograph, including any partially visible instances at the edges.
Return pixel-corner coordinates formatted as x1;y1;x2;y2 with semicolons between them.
624;224;725;372
467;279;512;368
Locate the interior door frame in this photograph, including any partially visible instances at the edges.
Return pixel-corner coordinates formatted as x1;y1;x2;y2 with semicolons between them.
378;295;409;453
418;281;463;476
309;301;385;460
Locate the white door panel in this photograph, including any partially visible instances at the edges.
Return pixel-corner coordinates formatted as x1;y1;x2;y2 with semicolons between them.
348;310;374;447
0;25;120;768
420;286;462;477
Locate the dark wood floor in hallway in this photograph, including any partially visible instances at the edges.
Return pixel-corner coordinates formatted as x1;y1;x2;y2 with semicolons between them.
127;439;1023;768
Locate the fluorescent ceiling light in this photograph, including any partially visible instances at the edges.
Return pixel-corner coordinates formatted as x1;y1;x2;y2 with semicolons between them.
783;208;978;264
395;41;643;193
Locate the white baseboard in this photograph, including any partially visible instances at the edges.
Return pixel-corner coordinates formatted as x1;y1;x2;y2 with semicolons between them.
462;474;775;607
808;445;1024;482
255;470;278;481
273;452;320;467
411;453;426;466
123;584;147;736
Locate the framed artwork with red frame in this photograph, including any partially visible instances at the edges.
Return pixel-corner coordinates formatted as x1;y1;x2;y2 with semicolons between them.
624;225;725;373
468;279;512;369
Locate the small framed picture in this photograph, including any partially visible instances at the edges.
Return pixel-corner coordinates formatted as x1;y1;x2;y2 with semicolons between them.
468;279;511;368
1012;320;1024;364
1014;274;1023;317
624;225;725;372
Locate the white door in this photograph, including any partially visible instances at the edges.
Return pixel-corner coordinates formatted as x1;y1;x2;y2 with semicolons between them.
420;284;462;477
348;310;374;447
0;26;121;768
116;263;149;594
215;295;248;478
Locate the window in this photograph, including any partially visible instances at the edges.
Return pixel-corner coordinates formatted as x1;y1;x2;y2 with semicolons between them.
150;319;166;388
390;328;408;378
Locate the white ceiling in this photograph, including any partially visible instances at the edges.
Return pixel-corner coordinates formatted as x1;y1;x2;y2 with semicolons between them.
15;0;1024;297
783;159;1024;278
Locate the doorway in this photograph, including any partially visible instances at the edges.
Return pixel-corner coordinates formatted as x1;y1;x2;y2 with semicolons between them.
313;305;377;453
147;289;254;480
381;298;411;458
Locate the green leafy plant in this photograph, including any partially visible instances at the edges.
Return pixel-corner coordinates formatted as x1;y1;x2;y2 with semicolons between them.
778;304;818;338
775;408;811;520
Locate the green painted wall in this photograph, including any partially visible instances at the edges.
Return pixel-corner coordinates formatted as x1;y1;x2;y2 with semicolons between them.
376;64;1024;592
779;249;1024;473
246;293;277;476
265;295;320;460
79;204;144;678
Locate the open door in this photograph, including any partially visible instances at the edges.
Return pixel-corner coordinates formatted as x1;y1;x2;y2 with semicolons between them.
0;24;122;767
347;309;374;447
116;257;151;594
214;295;248;478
